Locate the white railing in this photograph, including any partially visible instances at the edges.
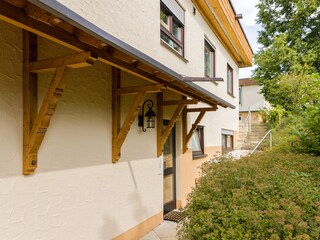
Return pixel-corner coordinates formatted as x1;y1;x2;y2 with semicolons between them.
251;130;273;154
240;100;266;133
242;107;252;132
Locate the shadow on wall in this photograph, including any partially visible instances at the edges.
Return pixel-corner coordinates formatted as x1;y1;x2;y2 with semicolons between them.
0;30;158;178
98;191;154;239
99;215;120;240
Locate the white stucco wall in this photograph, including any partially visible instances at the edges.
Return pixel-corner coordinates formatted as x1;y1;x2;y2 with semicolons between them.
54;0;241;148
239;85;265;112
55;0;239;106
0;21;162;239
1;0;247;237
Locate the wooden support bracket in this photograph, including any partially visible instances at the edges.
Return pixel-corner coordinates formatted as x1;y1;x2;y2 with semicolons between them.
161;99;198;106
29;51;97;73
112;67;162;163
116;84;164;95
182;106;218;153
157;95;193;156
23;31;97;175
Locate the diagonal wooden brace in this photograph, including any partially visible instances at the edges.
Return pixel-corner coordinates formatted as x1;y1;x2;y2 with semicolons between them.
23;34;97;174
24;66;70;174
182;106;217;153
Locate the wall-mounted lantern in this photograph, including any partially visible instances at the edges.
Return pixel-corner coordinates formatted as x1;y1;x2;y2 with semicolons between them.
138;100;156;132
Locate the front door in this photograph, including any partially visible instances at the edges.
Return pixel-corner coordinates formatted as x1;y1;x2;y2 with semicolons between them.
163;120;176;214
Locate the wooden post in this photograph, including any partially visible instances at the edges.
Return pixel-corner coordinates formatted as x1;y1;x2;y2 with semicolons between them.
111;67;147;163
112;67;121;163
182;97;187;153
157;92;163;157
23;30;38;175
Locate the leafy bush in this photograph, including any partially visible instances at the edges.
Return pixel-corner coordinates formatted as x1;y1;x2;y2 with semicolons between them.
263;105;287;128
293;103;320;155
178;152;320;239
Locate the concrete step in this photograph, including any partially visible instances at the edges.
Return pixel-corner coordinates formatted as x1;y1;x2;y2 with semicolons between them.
238;123;269;151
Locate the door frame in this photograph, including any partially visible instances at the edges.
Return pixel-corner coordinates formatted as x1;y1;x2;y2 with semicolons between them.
163;119;177;214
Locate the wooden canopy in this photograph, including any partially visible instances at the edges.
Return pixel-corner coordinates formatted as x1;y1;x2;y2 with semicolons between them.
0;0;235;174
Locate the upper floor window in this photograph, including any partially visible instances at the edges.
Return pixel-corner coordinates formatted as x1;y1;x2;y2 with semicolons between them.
204;40;215;78
160;0;185;56
227;64;233;95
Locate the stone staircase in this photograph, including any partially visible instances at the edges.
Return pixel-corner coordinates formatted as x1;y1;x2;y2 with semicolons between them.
238;123;268;150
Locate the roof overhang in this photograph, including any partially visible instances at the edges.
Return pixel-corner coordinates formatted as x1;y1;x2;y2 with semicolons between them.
192;0;253;68
239;78;257;86
0;0;235;109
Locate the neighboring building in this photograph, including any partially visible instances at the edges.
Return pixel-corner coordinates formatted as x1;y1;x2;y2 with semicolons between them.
0;0;252;239
239;78;268;125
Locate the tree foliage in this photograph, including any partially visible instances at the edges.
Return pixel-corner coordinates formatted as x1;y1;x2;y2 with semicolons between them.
254;0;320;107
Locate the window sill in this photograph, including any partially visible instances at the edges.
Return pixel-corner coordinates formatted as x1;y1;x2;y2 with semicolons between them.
192;154;207;160
212;80;219;86
160;40;189;63
228;92;235;98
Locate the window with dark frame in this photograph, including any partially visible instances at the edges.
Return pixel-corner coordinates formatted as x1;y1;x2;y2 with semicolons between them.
204;40;215;78
227;64;233;95
160;1;184;56
222;132;234;152
191;125;205;158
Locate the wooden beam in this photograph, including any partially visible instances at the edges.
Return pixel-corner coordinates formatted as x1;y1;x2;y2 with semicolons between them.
0;2;83;52
116;93;145;149
23;30;38;175
75;30;108;49
28;66;70;156
111;67;147;163
182;97;188;154
161;99;199;106
185;106;217;112
160;103;186;151
157;93;163;157
5;0;27;9
182;106;217;153
0;1;223;107
24;4;63;26
185;110;206;148
112;67;121;163
29;51;97;73
117;84;164;95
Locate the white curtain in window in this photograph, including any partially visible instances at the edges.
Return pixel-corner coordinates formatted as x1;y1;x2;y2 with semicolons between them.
191;132;201;151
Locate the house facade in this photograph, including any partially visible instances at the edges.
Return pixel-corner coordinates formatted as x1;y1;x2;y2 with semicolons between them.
0;0;252;239
239;78;268;125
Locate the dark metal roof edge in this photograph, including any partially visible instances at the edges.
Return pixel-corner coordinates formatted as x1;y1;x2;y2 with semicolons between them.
28;0;235;109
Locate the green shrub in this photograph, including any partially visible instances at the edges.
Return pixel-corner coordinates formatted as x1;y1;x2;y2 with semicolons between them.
263;105;287;128
178;152;320;239
293;103;320;155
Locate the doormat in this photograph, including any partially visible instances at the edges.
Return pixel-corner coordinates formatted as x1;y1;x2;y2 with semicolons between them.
164;210;185;223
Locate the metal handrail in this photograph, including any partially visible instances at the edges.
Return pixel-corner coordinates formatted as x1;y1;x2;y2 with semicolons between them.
242;107;251;132
251;130;272;154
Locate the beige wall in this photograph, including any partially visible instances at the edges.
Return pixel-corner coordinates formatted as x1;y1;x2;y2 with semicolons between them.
177;146;221;207
240;84;265;112
0;21;163;239
1;0;245;237
240;111;264;125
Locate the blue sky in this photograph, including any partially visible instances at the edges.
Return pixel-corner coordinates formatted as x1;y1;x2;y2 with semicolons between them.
231;0;262;78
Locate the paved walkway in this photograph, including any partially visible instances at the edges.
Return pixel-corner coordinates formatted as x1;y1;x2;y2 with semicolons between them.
140;221;178;240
